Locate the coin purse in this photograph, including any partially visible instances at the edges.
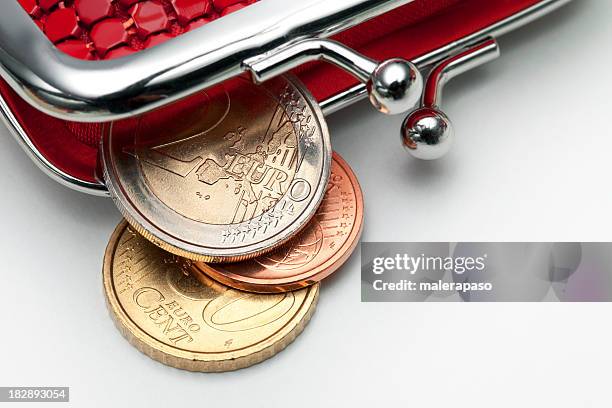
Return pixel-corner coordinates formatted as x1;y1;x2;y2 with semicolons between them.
0;0;571;195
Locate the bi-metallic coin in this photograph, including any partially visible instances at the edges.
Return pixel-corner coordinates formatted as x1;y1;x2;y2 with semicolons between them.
101;75;331;262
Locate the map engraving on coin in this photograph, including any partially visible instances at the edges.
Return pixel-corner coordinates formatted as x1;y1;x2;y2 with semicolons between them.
103;221;319;372
196;152;364;293
102;75;331;262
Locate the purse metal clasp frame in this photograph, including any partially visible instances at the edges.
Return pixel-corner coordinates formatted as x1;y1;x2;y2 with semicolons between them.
0;0;572;195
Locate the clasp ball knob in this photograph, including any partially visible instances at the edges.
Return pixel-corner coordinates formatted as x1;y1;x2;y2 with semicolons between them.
401;107;454;160
367;59;423;115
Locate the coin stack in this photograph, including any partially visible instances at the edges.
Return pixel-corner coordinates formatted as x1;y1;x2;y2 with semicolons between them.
100;75;364;372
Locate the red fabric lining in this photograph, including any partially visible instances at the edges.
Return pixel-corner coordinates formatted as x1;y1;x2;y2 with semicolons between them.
0;82;100;183
1;0;542;184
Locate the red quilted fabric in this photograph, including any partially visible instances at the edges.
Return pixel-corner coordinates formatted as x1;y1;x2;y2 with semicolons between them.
18;0;255;59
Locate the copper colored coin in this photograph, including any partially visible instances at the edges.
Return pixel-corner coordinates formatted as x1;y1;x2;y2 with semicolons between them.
195;152;363;293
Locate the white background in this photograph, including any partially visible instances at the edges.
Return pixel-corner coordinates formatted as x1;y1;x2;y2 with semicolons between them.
1;1;611;406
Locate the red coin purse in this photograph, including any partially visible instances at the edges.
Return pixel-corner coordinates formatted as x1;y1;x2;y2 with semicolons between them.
0;0;571;194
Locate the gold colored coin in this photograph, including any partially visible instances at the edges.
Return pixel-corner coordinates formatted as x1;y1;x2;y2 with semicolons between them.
103;221;319;372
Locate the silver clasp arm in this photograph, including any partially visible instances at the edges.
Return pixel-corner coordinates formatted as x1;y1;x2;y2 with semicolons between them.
423;38;500;109
402;38;500;160
245;39;378;84
245;39;424;115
